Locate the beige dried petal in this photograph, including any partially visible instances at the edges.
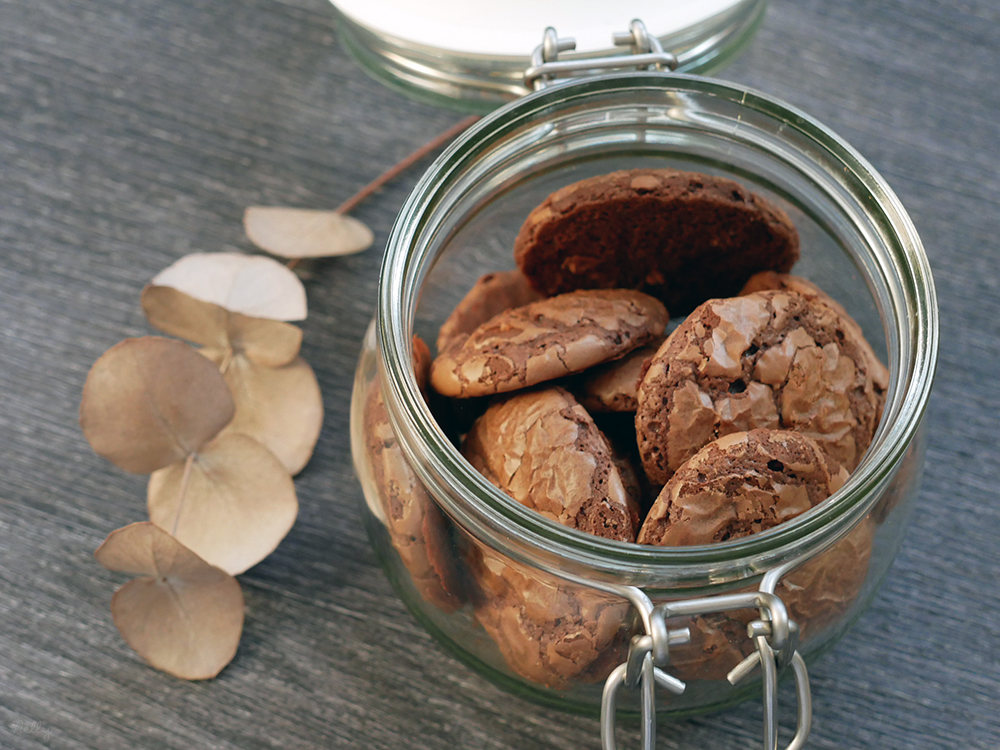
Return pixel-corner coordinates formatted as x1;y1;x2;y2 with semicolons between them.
95;522;244;680
243;207;374;259
148;433;298;575
96;521;206;578
152;252;307;321
204;352;323;475
142;285;302;367
80;337;235;474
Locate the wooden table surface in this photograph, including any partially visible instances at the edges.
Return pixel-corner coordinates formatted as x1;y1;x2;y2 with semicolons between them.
1;0;997;748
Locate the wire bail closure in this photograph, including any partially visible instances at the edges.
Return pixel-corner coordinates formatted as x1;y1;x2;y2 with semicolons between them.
599;559;813;750
524;19;678;91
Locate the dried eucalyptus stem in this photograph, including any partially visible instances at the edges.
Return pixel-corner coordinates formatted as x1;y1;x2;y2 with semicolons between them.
335;115;480;216
272;115;479;269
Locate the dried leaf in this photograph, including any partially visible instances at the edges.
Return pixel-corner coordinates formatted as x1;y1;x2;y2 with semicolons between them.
80;337;235;474
148;433;298;575
152;252;307;321
243;207;374;259
203;352;323;475
95;522;244;680
142;285;302;367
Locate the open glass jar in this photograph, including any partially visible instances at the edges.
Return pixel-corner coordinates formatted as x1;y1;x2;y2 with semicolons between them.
348;19;937;742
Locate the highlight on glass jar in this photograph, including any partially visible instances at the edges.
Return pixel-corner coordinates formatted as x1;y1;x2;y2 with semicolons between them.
348;15;937;750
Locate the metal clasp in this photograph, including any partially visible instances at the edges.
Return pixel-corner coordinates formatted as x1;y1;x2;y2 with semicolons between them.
524;19;678;91
599;563;813;750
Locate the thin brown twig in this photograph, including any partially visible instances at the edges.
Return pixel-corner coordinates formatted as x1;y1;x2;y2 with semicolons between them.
286;114;479;271
335;115;480;215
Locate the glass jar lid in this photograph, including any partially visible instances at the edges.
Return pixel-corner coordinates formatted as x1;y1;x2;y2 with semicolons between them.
330;0;767;111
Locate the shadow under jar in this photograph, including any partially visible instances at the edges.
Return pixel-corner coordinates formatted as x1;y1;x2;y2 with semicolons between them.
350;72;937;719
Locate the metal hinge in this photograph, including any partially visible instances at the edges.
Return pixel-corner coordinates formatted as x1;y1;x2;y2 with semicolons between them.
523;19;678;91
598;558;813;750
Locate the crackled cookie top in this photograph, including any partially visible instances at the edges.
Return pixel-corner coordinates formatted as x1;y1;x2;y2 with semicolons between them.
436;269;542;355
636;289;883;483
739;271;890;414
513;168;799;314
431;288;666;399
462;386;639;542
637;429;848;546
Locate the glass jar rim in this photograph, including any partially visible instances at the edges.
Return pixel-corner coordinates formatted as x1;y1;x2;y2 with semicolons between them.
376;71;938;584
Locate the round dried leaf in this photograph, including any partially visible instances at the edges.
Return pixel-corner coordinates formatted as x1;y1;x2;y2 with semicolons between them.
96;521;212;578
95;522;244;680
204;352;323;475
80;337;235;474
243;207;374;259
142;285;302;367
141;284;229;350
148;433;298;575
152;252;307;321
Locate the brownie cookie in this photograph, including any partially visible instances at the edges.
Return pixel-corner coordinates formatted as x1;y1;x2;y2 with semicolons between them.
576;341;661;413
462;386;638;687
364;337;462;612
513;168;799;314
636;289;884;484
740;271;889;418
777;516;875;638
593;411;659;514
463;386;639;541
637;430;848;546
435;269;542;355
431;288;667;399
468;545;629;688
609;446;644;514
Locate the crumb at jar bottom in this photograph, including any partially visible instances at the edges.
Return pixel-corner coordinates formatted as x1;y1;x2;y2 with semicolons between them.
349;72;937;718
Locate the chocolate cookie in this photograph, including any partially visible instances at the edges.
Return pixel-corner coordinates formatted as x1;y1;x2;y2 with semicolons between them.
436;269;542;354
576;341;661;413
430;288;666;399
364;337;463;612
513;168;799;313
739;272;889;417
462;386;639;542
636;289;885;484
594;411;658;514
468;545;628;689
777;516;875;638
637;430;848;546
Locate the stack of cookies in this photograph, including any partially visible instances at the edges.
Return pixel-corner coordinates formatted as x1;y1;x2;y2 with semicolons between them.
371;168;889;688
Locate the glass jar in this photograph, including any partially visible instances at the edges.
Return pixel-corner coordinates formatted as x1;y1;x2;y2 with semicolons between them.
349;70;937;722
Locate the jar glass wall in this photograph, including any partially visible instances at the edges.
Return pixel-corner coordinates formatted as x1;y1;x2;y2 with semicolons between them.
350;72;937;715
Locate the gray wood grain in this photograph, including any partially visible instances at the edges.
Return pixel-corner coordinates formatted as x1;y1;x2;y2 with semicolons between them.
1;0;997;748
